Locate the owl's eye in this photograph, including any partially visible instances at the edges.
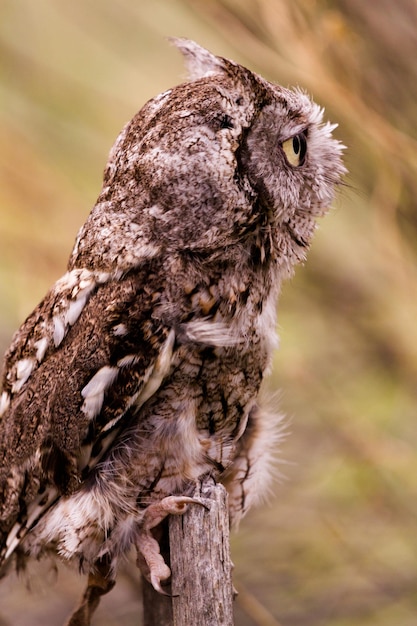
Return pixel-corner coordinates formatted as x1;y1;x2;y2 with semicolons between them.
281;132;307;167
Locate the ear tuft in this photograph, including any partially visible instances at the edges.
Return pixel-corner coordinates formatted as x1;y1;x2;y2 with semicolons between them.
169;38;226;80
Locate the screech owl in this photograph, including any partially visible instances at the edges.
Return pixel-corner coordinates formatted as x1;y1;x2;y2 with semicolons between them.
0;39;345;623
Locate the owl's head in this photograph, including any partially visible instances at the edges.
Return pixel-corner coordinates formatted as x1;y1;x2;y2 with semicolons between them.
72;40;345;274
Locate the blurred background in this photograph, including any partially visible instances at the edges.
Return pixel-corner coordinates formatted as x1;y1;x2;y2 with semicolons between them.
1;1;417;624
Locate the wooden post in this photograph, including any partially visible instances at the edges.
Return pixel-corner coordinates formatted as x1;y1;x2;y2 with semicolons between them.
142;481;234;626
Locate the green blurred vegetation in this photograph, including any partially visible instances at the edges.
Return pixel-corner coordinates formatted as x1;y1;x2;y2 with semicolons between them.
1;1;417;625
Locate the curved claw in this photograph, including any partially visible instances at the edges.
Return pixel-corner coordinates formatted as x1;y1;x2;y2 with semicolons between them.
150;573;178;597
166;496;210;514
136;494;210;595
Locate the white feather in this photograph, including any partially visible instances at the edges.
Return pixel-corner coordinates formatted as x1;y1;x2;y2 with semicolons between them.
81;366;119;420
113;323;128;336
117;354;140;368
81;366;119;398
11;358;35;392
53;315;66;347
34;337;49;362
65;294;88;326
55;270;83;292
78;276;95;292
0;391;10;417
16;358;34;380
134;329;175;411
184;319;241;347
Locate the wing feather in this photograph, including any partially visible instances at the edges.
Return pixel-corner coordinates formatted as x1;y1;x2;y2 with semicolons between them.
0;264;174;567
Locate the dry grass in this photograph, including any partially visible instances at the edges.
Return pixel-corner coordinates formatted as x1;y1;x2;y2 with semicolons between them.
1;1;416;624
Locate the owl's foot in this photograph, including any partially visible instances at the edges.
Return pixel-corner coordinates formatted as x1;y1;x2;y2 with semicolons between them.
135;495;208;594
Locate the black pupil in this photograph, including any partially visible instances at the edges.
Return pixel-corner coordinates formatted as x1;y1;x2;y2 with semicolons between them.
292;132;307;164
293;136;300;155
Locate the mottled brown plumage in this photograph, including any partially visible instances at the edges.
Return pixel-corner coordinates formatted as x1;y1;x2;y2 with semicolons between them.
0;39;345;623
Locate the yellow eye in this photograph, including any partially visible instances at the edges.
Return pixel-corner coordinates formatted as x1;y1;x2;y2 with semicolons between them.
281;132;307;167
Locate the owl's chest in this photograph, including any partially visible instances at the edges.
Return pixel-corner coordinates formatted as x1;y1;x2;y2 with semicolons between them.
174;280;278;432
120;270;279;495
132;356;259;500
142;318;273;473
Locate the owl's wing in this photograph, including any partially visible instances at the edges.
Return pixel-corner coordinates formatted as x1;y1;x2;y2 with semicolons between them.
0;264;174;564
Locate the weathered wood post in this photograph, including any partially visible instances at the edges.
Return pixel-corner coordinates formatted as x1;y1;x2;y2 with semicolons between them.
142;481;234;626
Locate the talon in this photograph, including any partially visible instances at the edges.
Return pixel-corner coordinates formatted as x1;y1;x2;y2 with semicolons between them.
149;575;179;599
141;496;209;530
161;496;210;515
150;573;173;596
135;494;209;594
188;497;211;512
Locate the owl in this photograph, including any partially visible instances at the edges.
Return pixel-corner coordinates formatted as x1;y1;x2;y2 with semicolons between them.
0;39;345;623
